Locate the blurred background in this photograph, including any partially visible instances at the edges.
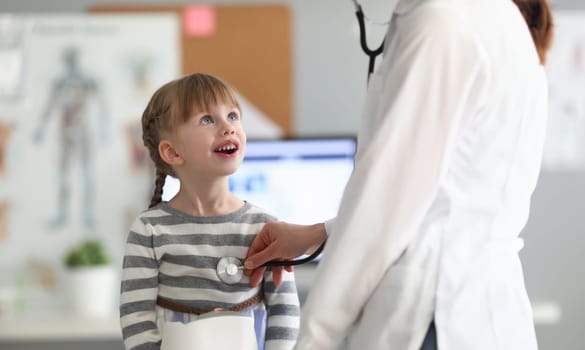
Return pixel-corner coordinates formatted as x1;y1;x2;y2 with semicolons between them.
0;0;583;349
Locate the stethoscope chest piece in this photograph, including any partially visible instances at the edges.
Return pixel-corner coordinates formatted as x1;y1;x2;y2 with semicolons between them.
215;241;326;284
216;256;244;284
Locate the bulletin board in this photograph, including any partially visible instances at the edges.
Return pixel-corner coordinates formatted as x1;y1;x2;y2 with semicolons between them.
90;4;293;136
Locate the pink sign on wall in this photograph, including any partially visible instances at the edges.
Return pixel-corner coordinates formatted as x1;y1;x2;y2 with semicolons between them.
183;5;216;37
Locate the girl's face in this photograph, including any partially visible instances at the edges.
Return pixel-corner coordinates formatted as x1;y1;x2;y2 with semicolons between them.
171;102;246;179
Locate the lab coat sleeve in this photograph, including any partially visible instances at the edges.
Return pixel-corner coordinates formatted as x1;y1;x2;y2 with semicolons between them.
294;9;488;350
323;218;335;236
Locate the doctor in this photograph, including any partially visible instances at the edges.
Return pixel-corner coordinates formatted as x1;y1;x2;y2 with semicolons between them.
245;0;553;349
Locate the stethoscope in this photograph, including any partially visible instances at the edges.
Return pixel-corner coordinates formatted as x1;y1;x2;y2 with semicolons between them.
216;241;326;284
351;0;390;81
216;1;389;285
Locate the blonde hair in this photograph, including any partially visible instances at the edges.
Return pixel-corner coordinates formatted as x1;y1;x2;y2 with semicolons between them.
512;0;554;65
141;73;241;208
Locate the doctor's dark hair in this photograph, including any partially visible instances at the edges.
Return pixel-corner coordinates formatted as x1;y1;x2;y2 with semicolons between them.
141;73;241;208
512;0;554;65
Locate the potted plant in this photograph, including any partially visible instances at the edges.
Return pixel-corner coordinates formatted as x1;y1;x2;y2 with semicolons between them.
64;240;117;318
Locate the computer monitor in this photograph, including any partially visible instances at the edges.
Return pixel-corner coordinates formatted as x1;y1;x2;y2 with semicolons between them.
162;137;357;225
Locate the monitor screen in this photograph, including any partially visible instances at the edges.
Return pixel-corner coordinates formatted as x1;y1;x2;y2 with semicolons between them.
162;137;356;225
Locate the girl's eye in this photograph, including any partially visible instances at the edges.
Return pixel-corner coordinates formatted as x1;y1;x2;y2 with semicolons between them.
228;112;239;121
200;115;213;125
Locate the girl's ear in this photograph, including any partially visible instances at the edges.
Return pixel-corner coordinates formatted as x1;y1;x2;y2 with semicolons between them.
158;140;184;166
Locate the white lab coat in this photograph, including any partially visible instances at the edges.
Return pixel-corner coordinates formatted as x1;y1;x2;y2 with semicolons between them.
294;0;546;349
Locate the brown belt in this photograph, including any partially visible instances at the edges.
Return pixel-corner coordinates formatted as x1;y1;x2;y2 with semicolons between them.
156;294;263;315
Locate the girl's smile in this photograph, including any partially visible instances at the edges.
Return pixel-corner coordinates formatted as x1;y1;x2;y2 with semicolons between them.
214;140;240;158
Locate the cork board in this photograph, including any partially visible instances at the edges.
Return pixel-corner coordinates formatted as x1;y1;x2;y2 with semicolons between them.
90;4;292;136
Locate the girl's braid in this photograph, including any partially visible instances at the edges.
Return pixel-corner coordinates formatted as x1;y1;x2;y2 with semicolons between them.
142;98;173;208
149;169;167;208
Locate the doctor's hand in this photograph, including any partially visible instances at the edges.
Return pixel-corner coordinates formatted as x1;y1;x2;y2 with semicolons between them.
244;221;327;288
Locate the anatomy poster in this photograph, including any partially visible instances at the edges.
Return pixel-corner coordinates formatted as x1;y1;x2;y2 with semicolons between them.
543;12;585;171
0;14;180;274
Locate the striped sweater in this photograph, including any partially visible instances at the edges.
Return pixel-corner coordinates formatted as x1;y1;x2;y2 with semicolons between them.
120;202;300;350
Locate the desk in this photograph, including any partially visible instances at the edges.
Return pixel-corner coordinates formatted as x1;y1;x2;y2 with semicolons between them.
0;313;120;342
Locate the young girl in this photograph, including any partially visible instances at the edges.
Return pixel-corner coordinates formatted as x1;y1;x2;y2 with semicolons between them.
119;73;300;350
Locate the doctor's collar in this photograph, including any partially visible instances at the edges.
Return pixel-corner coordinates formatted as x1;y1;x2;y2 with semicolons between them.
393;0;427;16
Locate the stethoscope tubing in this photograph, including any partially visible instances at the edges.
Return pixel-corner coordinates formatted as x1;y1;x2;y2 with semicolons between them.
262;240;326;267
216;241;327;284
218;0;387;284
353;1;386;82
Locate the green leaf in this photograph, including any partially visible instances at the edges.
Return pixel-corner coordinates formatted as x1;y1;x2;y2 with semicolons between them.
64;240;111;268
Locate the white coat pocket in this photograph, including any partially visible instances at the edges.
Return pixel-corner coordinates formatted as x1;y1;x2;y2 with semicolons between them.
348;264;435;350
